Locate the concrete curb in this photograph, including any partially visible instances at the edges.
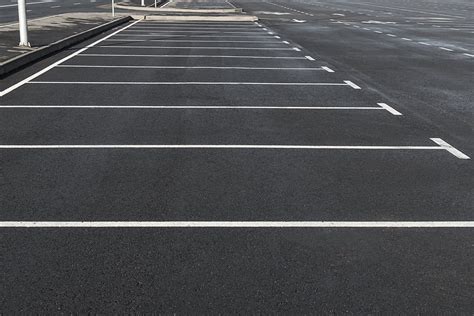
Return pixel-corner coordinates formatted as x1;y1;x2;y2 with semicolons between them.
115;3;242;13
0;16;132;78
134;15;258;22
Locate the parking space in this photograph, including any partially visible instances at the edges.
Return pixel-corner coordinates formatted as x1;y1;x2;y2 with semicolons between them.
0;14;473;312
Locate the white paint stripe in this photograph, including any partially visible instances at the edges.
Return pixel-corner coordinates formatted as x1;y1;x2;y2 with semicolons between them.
0;105;384;110
378;103;402;115
374;30;383;33
430;138;470;159
439;47;453;52
57;65;325;71
401;37;413;41
322;66;335;73
29;82;350;86
463;53;474;57
106;40;282;43
1;221;473;228
282;41;290;44
418;42;431;46
130;27;261;30
122;30;265;34
77;54;307;59
274;36;281;39
113;35;272;38
0;144;449;150
344;80;361;89
305;55;315;61
0;20;142;97
387;34;397;37
292;47;301;51
96;46;295;50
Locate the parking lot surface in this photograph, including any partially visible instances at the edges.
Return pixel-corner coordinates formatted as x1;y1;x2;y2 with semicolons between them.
0;1;473;312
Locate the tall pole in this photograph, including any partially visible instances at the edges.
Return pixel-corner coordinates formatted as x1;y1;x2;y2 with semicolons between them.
112;0;115;17
154;0;157;8
141;0;144;6
17;0;30;47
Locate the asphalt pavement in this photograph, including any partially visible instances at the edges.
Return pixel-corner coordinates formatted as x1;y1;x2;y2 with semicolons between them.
0;0;473;313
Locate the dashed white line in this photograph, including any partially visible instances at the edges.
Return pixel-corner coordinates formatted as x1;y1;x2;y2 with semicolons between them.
305;55;315;61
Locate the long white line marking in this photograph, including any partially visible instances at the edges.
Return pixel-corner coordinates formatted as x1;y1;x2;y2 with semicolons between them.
106;40;282;43
96;45;295;50
378;103;402;115
430;138;471;159
113;35;272;38
129;27;261;30
343;80;361;89
1;221;473;228
0;20;142;97
0;1;56;8
56;65;326;71
463;53;474;57
0;105;382;110
77;54;307;59
29;82;351;86
0;140;467;158
282;41;290;44
122;30;265;34
292;47;301;51
305;55;315;61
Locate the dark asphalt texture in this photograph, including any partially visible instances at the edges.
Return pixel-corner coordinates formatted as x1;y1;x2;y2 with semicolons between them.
0;0;473;313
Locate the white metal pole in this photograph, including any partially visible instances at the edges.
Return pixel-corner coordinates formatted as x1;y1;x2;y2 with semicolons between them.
17;0;30;47
154;0;157;7
141;0;144;6
111;0;115;17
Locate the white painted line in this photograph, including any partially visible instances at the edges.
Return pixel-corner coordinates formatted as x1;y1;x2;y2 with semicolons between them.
344;80;361;90
378;103;402;116
97;46;295;51
130;27;264;31
0;144;453;152
418;42;431;46
292;47;301;51
274;36;281;39
374;30;383;33
463;53;474;57
387;34;397;37
430;138;471;159
113;34;272;38
122;30;266;34
77;54;307;59
439;47;453;52
50;5;60;8
305;55;315;61
321;66;335;73
0;20;142;97
30;82;352;86
282;41;290;45
57;65;325;71
106;40;282;44
0;105;385;110
0;220;443;227
401;37;413;41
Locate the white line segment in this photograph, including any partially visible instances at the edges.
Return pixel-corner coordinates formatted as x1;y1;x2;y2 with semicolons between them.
1;221;473;228
378;103;402;115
